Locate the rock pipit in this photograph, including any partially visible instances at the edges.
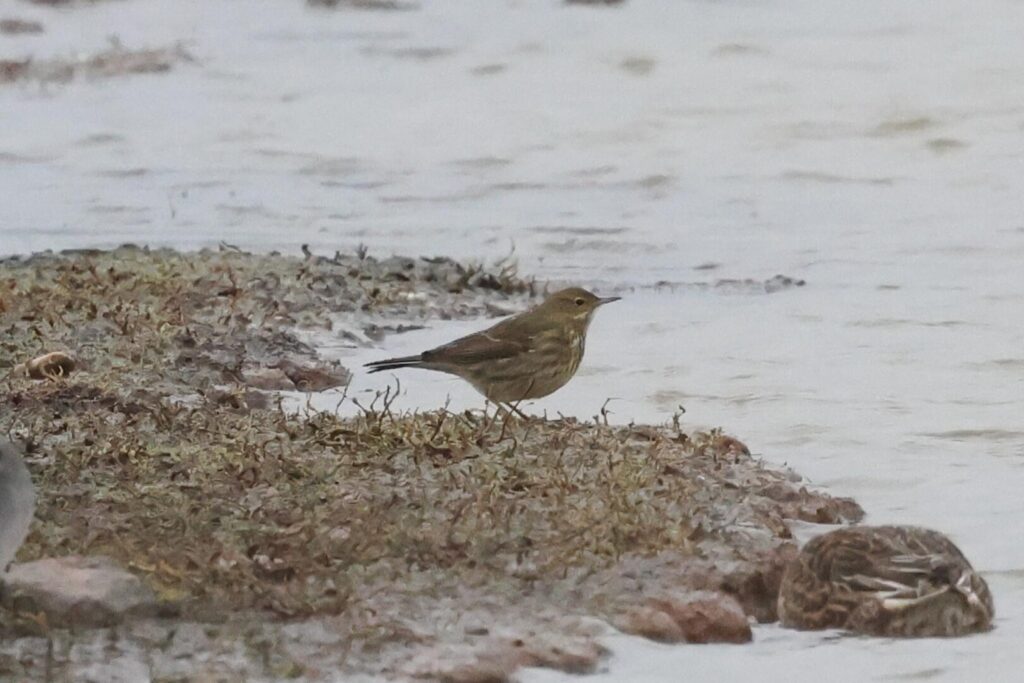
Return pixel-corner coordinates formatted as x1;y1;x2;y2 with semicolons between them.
365;287;619;411
0;439;36;572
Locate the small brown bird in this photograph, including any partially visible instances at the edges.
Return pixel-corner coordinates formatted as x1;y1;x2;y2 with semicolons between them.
364;287;619;409
778;525;994;637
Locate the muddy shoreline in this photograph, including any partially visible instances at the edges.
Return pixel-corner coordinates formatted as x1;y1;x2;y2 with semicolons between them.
0;247;862;681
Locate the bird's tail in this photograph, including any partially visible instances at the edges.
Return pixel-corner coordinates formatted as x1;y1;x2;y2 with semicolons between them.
364;354;425;374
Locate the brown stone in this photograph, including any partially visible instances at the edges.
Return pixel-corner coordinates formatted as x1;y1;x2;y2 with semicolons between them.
678;542;800;622
274;358;350;392
405;644;515;683
758;482;864;524
406;631;607;682
241;367;296;391
506;632;608;674
711;434;750;456
615;605;687;643
436;661;512;683
0;59;30;83
0;19;44;35
646;591;752;644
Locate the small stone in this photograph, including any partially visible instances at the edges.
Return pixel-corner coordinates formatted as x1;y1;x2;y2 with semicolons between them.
1;555;159;628
711;434;750;456
663;542;799;622
405;644;514;683
506;632;608;674
67;640;151;683
274;358;351;392
437;661;512;683
557;614;613;638
764;274;806;293
405;631;607;682
615;605;686;643
647;591;753;644
0;19;44;35
0;59;30;82
241;367;296;391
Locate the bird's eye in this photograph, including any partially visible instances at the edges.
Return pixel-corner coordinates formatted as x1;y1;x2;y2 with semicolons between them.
574;298;585;306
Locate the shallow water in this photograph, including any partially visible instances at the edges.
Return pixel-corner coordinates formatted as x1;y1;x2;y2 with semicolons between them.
2;0;1023;680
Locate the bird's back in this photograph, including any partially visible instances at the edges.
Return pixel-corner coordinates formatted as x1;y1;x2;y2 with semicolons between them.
423;306;584;402
778;525;993;637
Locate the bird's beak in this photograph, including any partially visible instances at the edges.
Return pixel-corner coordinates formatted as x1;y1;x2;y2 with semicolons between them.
598;296;621;306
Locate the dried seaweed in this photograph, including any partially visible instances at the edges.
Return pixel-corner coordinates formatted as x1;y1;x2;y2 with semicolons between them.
0;246;860;678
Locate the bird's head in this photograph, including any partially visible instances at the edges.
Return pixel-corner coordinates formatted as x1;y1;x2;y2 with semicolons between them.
538;287;620;327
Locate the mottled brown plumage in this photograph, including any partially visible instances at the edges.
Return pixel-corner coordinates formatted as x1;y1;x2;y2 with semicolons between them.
364;287;619;406
778;525;994;637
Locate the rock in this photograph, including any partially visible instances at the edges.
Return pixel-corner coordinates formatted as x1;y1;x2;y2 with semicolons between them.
274;358;350;392
0;59;30;83
437;661;512;683
678;541;800;622
0;19;44;35
711;434;750;456
1;556;159;628
239;360;350;392
764;274;806;293
640;591;752;644
67;640;152;683
758;482;864;524
655;592;752;643
308;0;420;13
241;367;296;391
405;631;607;682
602;543;797;624
205;387;274;411
555;614;613;638
615;605;686;643
405;644;515;683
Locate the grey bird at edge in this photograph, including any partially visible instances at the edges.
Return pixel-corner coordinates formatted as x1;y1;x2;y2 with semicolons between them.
0;439;36;573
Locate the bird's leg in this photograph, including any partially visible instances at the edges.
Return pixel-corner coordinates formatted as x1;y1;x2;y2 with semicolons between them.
498;407;512;441
481;400;500;435
498;403;524;441
492;401;527;441
506;400;528;419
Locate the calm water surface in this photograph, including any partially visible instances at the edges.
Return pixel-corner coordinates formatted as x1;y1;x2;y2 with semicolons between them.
1;1;1022;680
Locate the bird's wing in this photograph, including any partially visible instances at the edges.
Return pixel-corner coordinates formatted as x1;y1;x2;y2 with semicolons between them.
423;330;530;365
822;528;966;598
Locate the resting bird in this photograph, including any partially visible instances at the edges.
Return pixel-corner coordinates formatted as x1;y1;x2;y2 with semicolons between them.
365;287;619;410
778;525;994;637
0;439;36;573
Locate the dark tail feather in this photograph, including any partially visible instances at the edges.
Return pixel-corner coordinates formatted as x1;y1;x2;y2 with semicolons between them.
364;354;424;374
